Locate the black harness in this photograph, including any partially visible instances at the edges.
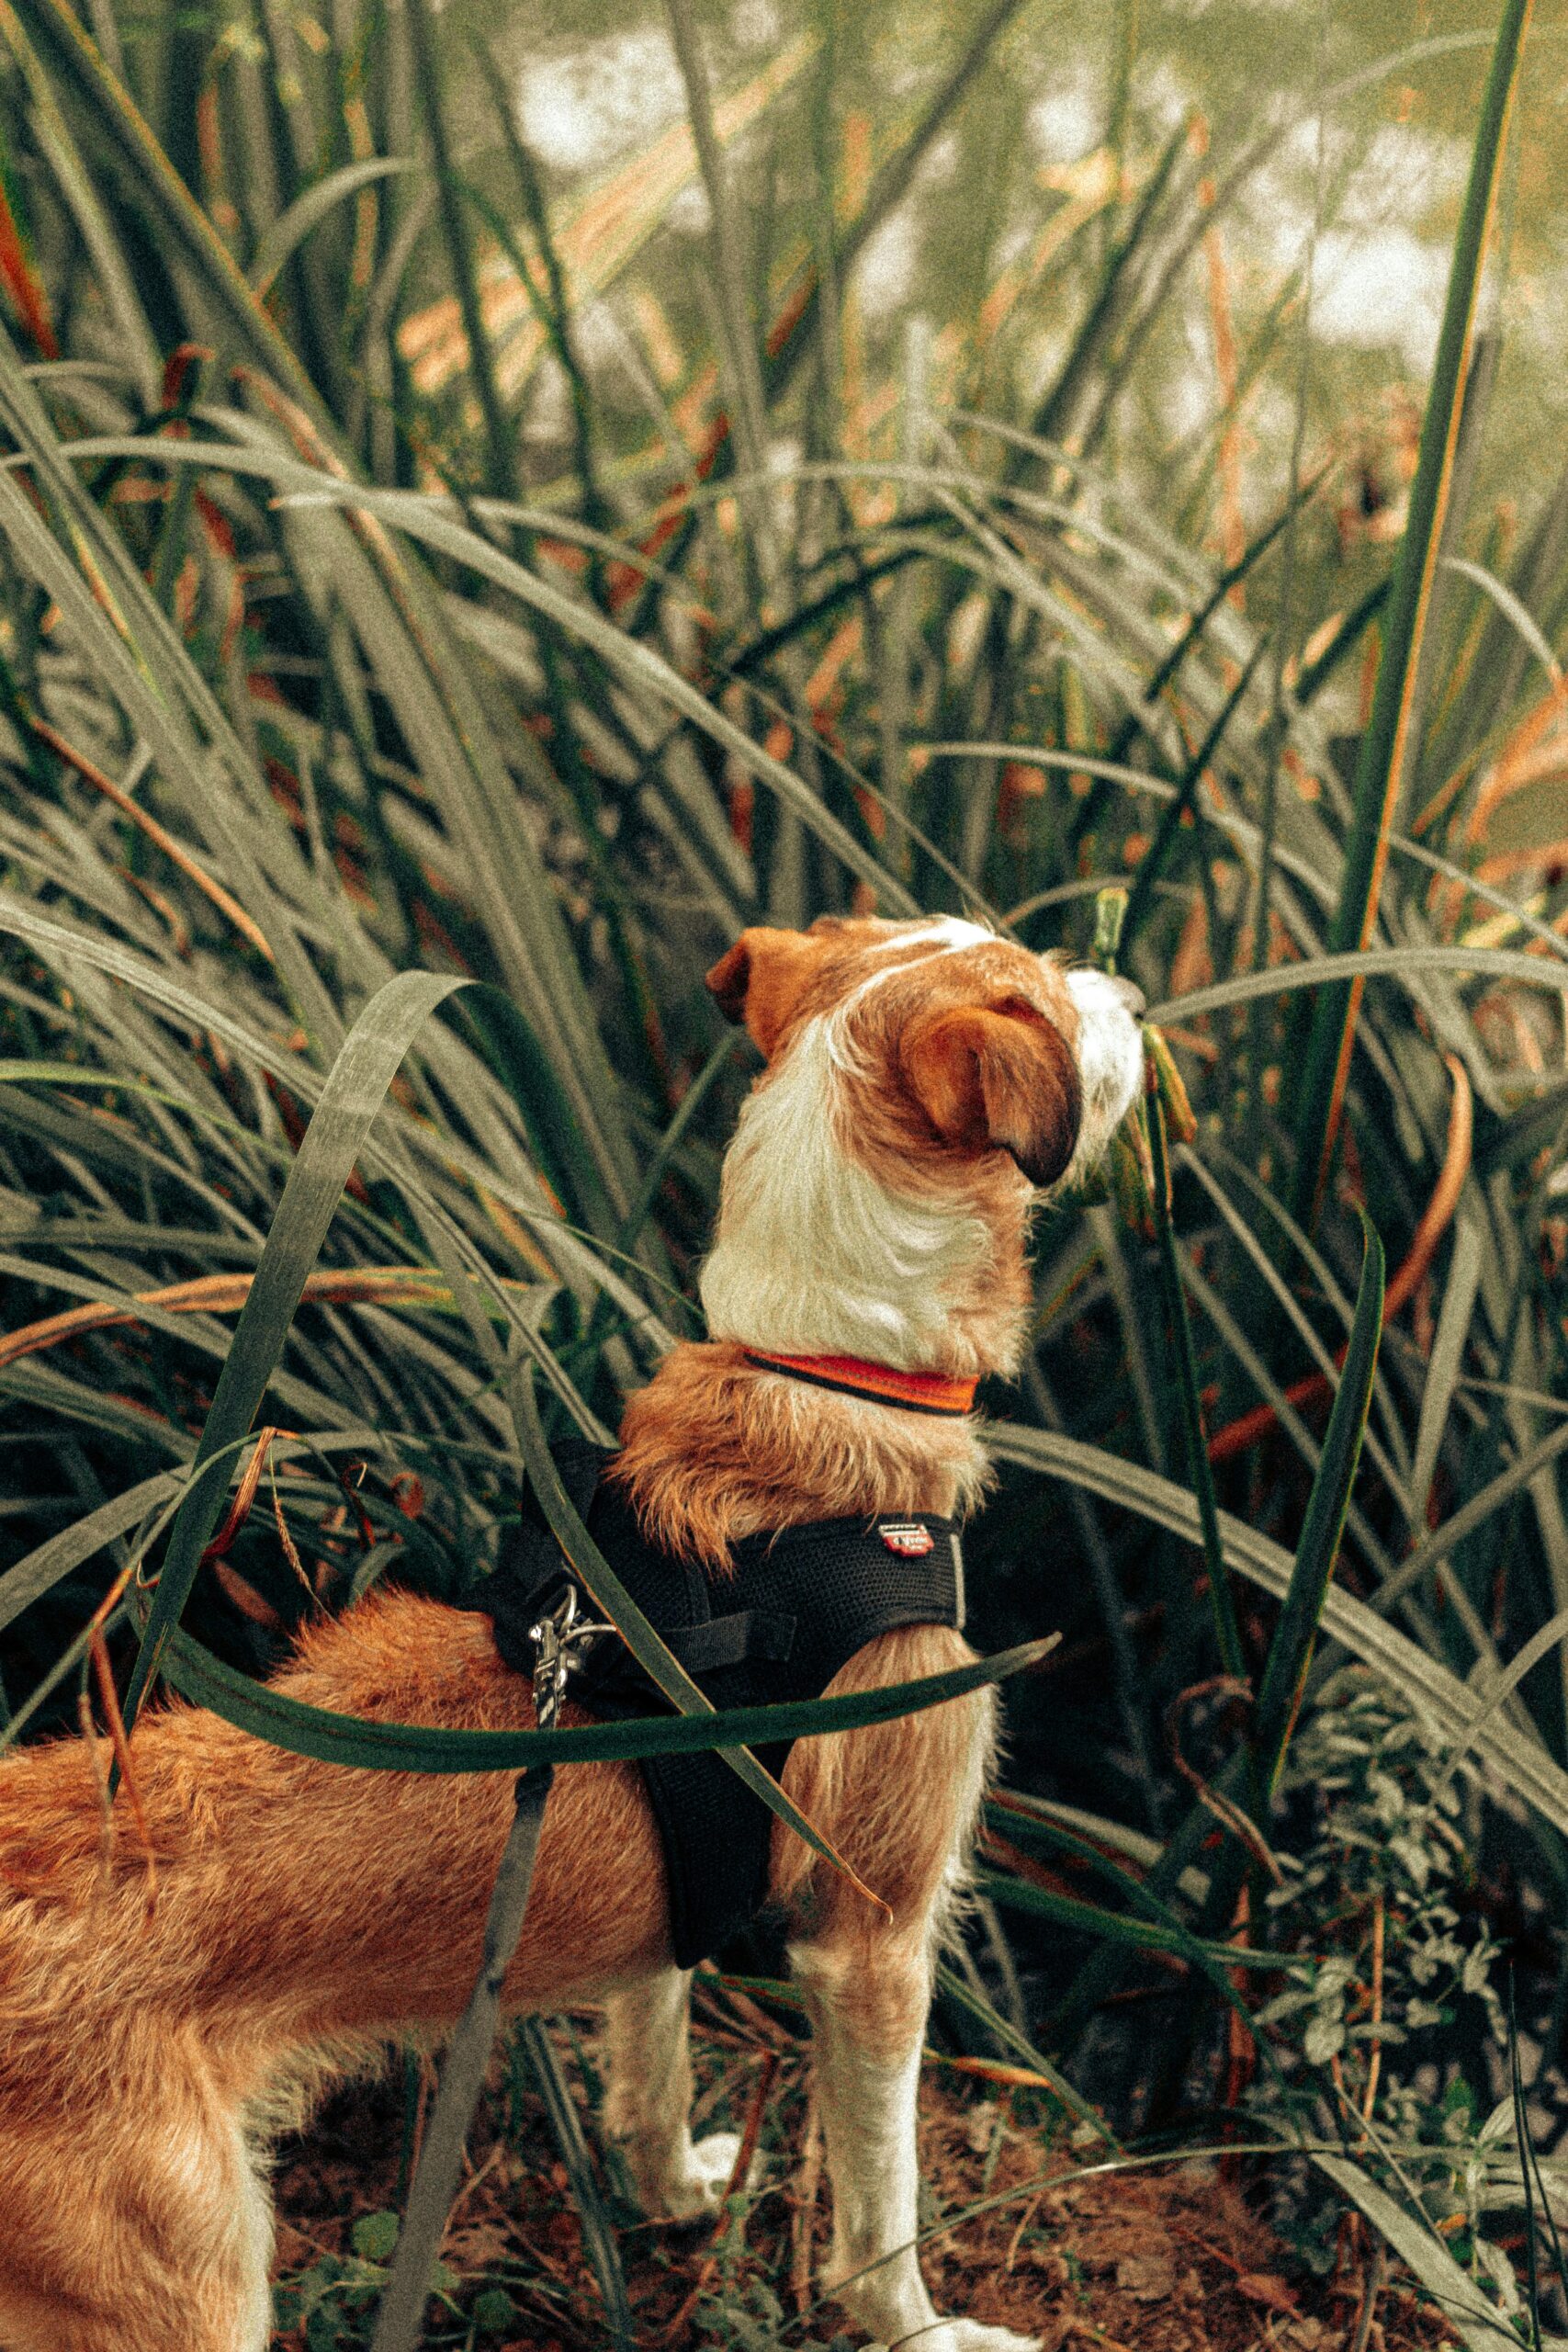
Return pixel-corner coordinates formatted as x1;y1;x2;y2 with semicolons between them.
467;1442;965;1968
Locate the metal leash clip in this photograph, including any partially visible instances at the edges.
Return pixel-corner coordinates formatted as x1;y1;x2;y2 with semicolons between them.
527;1582;615;1732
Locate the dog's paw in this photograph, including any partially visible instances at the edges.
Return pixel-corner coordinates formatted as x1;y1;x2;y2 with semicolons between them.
873;2326;1041;2352
942;2324;1043;2352
656;2129;745;2222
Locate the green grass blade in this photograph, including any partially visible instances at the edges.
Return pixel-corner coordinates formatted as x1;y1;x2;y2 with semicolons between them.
1289;0;1533;1227
1152;944;1568;1025
118;970;464;1738
1253;1215;1384;1798
977;1872;1282;1970
248;157;411;298
369;1771;555;2352
148;1614;1055;1772
517;2021;633;2351
1145;1076;1247;1680
1408;1212;1485;1527
1311;2153;1519;2352
932;1961;1116;2145
404;0;513;502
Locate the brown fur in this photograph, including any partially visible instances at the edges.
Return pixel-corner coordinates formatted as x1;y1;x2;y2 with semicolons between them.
613;1339;992;1566
0;916;1100;2352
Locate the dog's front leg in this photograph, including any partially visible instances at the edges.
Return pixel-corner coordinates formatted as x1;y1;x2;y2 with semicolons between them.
599;1972;743;2221
794;1935;1040;2352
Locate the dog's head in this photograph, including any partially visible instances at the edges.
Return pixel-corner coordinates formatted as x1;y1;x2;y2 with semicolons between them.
699;915;1145;1376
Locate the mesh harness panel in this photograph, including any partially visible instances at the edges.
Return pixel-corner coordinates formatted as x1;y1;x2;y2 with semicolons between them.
467;1441;964;1968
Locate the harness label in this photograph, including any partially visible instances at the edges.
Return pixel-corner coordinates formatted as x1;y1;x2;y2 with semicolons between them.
878;1521;935;1557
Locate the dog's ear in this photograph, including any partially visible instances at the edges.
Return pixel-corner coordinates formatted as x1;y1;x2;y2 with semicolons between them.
705;927;828;1058
901;999;1082;1187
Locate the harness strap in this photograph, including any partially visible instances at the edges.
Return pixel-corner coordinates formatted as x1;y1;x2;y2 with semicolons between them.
476;1438;964;1969
672;1611;795;1672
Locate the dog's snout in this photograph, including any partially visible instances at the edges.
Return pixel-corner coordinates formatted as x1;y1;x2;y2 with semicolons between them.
1110;975;1145;1020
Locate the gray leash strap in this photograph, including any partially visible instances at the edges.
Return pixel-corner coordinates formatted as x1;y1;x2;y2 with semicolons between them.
369;1589;609;2352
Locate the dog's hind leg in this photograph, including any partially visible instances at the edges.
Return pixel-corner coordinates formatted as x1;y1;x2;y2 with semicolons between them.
0;2075;273;2352
599;1972;742;2221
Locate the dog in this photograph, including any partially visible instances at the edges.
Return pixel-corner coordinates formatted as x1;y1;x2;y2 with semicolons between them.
0;913;1144;2352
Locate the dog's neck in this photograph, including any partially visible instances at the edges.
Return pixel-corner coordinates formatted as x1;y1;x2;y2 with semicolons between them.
615;1019;1032;1564
613;1340;991;1569
692;1013;1031;1375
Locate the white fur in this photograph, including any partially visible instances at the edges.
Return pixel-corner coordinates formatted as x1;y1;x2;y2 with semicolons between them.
699;1012;996;1370
702;932;1145;1369
1055;966;1145;1194
600;1973;744;2221
793;1905;1037;2352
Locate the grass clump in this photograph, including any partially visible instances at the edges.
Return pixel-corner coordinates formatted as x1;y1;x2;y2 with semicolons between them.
3;0;1568;2338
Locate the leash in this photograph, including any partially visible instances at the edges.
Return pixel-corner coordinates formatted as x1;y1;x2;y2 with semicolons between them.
370;1586;615;2352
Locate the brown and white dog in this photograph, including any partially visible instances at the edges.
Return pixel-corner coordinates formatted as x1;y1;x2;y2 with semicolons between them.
0;914;1144;2352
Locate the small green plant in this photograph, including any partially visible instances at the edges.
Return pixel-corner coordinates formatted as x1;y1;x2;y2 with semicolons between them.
1258;1663;1506;2109
1247;1666;1533;2319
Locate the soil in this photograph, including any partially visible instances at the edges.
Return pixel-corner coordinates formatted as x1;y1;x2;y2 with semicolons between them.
269;1980;1459;2352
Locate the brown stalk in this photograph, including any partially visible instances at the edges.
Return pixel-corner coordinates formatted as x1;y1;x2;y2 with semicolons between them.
0;1265;455;1374
1167;1677;1283;1883
88;1623;158;1915
199;1426;279;1565
270;1458;320;1602
1360;1893;1385;2125
28;718;276;965
789;2083;822;2314
1348;2237;1389;2352
933;2052;1080;2094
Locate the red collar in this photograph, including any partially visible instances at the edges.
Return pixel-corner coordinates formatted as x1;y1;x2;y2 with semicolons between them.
741;1349;979;1418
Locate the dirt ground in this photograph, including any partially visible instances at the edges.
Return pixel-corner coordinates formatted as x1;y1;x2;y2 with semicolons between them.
270;1980;1460;2352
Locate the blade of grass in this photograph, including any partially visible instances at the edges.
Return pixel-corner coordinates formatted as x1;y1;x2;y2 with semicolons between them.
1408;1211;1485;1528
1289;0;1533;1229
1312;2152;1521;2352
147;1607;1057;1773
404;0;513;503
517;2021;634;2351
1254;1216;1385;1798
118;969;464;1743
248;157;411;299
1121;638;1267;949
368;1767;558;2352
1146;1069;1247;1681
932;1960;1117;2146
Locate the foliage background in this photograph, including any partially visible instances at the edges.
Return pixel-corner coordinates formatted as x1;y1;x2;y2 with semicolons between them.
5;0;1568;2341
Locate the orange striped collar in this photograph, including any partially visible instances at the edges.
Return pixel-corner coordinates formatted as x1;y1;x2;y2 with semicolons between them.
741;1349;979;1418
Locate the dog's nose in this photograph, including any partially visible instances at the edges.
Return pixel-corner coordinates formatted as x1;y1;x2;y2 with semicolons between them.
1110;975;1145;1019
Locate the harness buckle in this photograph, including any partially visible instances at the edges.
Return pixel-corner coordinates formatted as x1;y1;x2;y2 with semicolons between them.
528;1583;615;1731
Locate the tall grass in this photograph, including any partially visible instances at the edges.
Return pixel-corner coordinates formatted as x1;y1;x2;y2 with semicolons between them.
4;0;1568;2337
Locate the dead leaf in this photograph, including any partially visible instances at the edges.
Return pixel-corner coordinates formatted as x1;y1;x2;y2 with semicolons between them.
1116;2253;1178;2301
1237;2270;1300;2313
213;1556;283;1629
